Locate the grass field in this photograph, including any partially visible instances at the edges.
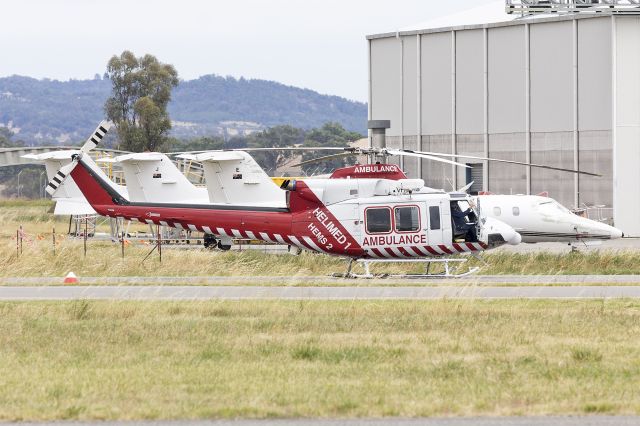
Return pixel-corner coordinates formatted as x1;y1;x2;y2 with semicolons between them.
0;299;639;420
4;237;640;279
3;199;640;279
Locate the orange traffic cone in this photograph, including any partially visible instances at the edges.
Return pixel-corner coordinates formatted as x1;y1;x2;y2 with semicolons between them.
63;272;79;284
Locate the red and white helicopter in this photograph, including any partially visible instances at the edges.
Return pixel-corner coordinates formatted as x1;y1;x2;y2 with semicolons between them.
44;122;617;277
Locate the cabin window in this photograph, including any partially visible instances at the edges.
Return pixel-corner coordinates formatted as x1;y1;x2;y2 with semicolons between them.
428;206;441;230
394;206;420;232
493;206;502;216
512;206;520;216
366;207;392;234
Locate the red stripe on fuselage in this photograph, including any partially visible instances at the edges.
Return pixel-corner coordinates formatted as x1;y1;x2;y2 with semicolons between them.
370;248;386;258
438;245;454;255
396;246;414;258
452;243;466;253
424;246;441;256
384;247;401;258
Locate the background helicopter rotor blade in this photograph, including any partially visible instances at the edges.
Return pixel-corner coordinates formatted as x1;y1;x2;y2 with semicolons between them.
80;121;111;154
45;121;112;196
405;149;601;177
170;147;348;155
292;152;359;167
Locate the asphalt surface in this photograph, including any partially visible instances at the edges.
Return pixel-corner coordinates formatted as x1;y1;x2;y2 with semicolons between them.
3;274;640;286
8;417;640;426
2;284;640;300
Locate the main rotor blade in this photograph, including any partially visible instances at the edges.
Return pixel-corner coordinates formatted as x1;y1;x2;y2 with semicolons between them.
169;147;348;155
408;150;602;177
292;152;357;167
386;149;470;169
80;120;111;154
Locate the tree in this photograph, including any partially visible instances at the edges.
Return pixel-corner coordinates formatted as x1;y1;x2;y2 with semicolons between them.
104;51;178;152
246;125;304;174
0;127;25;148
169;136;225;152
301;122;363;175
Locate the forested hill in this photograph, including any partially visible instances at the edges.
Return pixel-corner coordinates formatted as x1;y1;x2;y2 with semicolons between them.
0;75;367;144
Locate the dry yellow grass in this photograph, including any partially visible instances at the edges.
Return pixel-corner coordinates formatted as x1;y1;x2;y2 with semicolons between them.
0;299;639;420
4;236;640;279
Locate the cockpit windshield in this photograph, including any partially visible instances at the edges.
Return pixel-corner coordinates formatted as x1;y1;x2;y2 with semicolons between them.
538;200;571;214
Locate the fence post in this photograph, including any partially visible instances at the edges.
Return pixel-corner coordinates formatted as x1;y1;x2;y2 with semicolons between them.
83;217;87;257
157;224;162;263
53;226;56;256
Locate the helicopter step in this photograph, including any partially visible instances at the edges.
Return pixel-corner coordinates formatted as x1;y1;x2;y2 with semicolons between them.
335;258;481;279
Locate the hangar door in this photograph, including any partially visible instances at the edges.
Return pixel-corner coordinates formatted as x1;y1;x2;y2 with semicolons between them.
465;163;484;195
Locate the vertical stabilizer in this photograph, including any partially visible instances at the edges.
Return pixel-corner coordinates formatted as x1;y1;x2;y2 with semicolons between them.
180;151;287;207
115;152;207;202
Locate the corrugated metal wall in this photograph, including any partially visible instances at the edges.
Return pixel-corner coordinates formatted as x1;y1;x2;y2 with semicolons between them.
368;14;629;229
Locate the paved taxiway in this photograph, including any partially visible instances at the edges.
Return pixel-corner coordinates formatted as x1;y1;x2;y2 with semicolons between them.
11;416;640;425
4;274;640;286
2;284;640;300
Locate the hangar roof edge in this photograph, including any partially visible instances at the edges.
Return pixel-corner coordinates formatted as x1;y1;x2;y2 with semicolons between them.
366;13;612;40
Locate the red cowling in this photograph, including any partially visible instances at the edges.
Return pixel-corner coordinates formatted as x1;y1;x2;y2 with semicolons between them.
330;164;407;180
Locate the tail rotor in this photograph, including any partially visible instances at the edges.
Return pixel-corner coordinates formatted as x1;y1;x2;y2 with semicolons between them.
45;121;111;196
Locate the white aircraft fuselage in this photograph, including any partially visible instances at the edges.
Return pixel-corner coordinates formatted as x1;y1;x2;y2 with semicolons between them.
472;194;622;243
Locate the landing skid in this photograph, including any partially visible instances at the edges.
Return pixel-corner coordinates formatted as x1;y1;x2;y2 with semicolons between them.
334;258;481;279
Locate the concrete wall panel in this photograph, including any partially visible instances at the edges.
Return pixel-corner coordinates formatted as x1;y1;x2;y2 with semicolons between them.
615;16;640;235
421;32;452;135
386;135;402;167
455;29;485;135
370;38;402;136
422;135;453;190
488;133;527;195
402;135;420;178
578;130;612;208
488;25;526;134
530;21;574;132
531;132;574;207
402;36;418;136
578;18;612;132
616;17;640;128
455;134;485;188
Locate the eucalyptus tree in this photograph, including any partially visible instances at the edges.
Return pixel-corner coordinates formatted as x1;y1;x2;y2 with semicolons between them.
104;51;179;151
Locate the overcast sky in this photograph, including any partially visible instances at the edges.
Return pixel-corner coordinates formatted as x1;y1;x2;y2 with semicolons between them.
1;0;494;102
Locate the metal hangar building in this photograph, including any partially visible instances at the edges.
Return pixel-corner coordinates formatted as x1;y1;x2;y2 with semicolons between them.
366;0;640;235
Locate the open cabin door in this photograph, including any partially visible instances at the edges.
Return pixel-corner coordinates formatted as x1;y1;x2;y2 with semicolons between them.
425;199;453;246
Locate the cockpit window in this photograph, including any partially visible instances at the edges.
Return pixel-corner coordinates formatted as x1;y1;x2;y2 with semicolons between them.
539;200;570;214
512;206;520;216
493;206;502;216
